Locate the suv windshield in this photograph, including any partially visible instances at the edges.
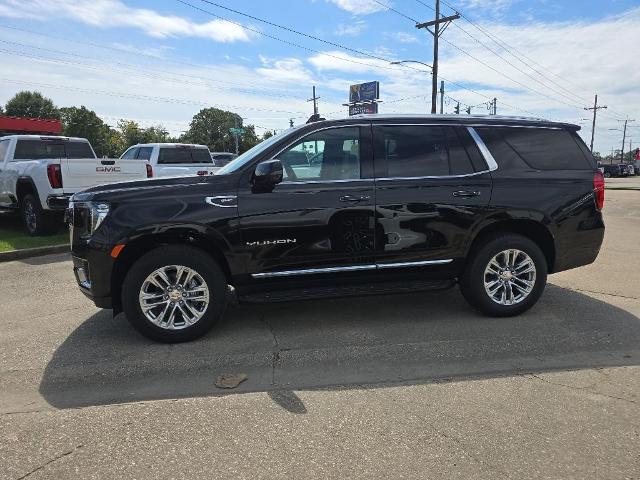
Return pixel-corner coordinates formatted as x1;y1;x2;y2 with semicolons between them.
215;126;304;175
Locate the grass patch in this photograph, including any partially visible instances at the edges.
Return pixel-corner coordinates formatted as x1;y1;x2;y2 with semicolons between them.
0;212;68;252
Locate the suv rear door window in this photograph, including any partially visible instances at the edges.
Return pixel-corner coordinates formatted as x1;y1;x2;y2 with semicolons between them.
476;127;591;170
375;125;475;177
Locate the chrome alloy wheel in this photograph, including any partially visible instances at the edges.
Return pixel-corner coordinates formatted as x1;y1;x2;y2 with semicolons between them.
483;249;536;306
139;265;210;330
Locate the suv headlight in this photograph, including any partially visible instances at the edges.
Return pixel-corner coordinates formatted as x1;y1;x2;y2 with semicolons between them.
90;203;110;234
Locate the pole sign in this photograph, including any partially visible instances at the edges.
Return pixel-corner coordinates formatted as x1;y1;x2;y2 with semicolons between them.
229;127;245;135
349;103;378;116
349;81;379;103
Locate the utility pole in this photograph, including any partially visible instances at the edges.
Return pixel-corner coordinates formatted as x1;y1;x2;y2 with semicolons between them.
233;117;239;155
454;102;460;114
308;86;319;116
416;1;460;114
466;106;471;115
620;118;635;162
492;98;497;115
584;94;607;152
439;81;444;114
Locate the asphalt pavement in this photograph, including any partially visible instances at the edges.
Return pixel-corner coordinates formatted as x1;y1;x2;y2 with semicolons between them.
1;190;639;479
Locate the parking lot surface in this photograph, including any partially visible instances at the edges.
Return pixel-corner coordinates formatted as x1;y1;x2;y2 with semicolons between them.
1;190;639;479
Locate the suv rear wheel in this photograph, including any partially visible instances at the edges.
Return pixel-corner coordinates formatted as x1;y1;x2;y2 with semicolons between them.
460;234;548;317
121;245;228;342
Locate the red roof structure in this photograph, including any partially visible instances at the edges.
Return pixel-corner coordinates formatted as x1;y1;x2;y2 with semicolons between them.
0;115;62;135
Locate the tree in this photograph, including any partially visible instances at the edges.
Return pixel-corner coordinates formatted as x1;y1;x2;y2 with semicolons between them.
183;107;258;153
262;130;277;141
4;91;60;119
60;106;120;157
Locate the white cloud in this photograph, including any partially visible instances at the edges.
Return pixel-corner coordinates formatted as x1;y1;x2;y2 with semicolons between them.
256;57;316;85
334;21;366;36
326;0;385;15
0;0;252;42
389;32;419;44
459;0;516;15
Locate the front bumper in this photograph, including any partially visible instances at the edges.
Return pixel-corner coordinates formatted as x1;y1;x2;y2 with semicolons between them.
72;255;113;309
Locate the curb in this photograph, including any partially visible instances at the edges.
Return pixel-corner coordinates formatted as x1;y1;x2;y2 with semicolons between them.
0;244;70;263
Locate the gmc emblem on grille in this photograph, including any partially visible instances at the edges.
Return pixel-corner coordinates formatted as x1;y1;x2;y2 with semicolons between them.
96;166;121;173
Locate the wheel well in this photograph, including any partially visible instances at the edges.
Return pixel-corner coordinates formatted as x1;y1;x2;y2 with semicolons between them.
16;179;36;204
110;232;232;314
468;220;556;272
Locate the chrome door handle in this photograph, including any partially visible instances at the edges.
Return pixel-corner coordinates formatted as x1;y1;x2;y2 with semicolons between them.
339;194;370;202
452;190;481;198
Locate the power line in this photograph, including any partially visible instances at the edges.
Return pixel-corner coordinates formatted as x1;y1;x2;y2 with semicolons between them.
175;0;422;74
0;77;305;115
383;1;587;112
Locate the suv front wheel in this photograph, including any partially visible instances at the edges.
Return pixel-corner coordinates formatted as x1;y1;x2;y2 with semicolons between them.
460;234;548;317
121;245;228;342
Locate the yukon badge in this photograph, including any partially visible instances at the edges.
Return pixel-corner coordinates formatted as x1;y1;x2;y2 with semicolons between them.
246;239;297;247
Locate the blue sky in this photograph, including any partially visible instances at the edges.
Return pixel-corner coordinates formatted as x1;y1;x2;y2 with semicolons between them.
0;0;638;153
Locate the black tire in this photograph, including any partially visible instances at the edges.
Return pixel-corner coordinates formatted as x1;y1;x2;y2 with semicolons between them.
459;233;548;317
21;193;56;236
121;245;228;342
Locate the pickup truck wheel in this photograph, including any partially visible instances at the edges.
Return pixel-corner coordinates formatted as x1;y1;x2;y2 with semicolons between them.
21;194;55;236
459;234;547;317
121;245;227;343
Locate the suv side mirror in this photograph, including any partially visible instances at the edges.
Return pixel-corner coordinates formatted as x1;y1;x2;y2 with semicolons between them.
253;159;283;192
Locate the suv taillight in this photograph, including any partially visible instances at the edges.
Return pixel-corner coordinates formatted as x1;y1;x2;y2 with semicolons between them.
594;171;605;210
47;164;63;189
146;163;153;178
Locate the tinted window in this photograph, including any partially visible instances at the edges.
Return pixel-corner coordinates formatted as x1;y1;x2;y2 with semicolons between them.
191;148;213;164
121;147;138;160
477;127;591;170
0;139;9;163
14;140;65;160
64;141;95;159
158;147;212;164
278;127;360;181
13;139;93;160
376;126;475;177
137;147;153;160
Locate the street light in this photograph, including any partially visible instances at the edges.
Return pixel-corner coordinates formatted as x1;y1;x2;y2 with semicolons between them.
390;60;434;113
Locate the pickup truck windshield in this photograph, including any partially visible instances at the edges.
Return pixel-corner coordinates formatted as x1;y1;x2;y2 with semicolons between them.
215;126;303;175
158;147;212;164
14;140;95;159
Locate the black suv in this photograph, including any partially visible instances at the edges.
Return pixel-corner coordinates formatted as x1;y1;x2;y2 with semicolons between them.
69;115;605;342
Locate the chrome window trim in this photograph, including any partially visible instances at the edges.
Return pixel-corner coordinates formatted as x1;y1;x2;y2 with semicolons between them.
467;127;498;172
251;259;453;278
376;171;490;181
278;178;374;186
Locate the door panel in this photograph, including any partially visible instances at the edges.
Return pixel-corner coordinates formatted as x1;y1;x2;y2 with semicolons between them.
237;125;376;276
373;124;492;266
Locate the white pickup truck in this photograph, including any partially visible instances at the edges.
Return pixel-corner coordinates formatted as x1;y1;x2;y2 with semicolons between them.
120;143;219;177
0;135;150;235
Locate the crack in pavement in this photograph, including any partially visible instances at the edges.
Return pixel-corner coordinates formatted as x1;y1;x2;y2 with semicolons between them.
15;445;83;480
563;287;639;301
259;315;280;386
528;373;637;405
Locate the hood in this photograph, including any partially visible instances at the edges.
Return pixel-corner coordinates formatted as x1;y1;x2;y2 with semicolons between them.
71;174;236;203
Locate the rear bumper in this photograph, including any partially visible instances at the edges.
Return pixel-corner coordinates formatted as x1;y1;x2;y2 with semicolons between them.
47;194;71;210
552;217;605;273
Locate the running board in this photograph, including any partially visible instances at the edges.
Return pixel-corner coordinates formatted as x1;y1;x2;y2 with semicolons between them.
237;279;456;304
